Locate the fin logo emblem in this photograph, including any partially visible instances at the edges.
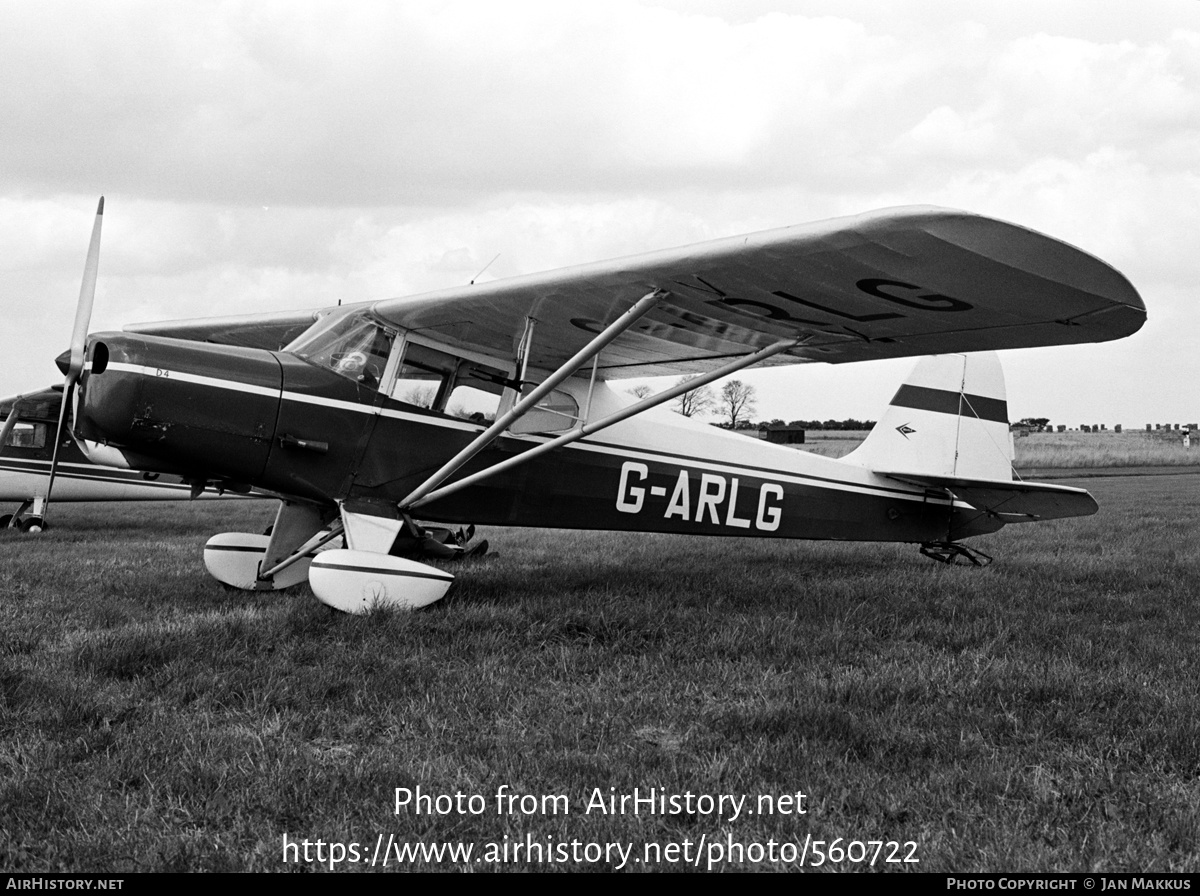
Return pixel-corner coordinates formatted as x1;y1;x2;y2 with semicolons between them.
896;423;916;439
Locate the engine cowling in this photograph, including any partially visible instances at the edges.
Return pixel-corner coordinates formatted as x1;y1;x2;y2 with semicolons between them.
74;332;284;484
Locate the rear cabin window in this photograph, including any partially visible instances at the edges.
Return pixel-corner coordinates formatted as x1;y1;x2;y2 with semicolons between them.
509;388;580;434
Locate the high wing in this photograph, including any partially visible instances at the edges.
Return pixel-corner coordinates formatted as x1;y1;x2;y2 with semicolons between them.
125;206;1145;375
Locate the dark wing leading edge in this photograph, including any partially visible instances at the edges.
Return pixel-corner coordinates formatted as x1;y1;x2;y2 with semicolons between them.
126;207;1146;376
124;308;326;351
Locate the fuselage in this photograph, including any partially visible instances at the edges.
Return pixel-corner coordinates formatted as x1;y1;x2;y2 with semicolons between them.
73;329;1002;544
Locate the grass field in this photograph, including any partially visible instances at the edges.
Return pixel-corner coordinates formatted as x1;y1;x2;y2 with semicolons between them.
1014;430;1199;470
2;474;1200;873
793;430;872;458
792;428;1200;469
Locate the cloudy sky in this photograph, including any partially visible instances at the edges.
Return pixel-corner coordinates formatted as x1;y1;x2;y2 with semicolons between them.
2;0;1197;428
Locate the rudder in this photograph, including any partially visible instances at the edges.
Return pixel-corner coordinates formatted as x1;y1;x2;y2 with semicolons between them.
844;352;1014;481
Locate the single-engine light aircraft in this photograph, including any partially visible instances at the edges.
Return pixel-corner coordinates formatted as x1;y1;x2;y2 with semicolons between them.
0;386;251;530
53;200;1145;612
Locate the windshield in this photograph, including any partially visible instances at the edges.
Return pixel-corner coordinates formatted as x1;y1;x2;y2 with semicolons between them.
286;312;394;387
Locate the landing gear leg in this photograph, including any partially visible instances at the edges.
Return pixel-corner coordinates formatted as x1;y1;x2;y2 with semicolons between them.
919;541;993;567
204;500;338;591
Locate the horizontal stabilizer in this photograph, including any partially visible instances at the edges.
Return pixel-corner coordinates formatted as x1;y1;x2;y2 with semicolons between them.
882;472;1097;522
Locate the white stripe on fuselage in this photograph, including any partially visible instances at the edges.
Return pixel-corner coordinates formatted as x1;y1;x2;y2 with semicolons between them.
101;362;957;507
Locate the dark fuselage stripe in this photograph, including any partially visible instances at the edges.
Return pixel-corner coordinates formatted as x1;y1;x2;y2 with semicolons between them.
890;384;1008;424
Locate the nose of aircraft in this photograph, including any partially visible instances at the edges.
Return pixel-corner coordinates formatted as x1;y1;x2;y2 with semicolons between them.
75;333;285;484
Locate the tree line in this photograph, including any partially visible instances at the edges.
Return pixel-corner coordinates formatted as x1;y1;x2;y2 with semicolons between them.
628;377;874;431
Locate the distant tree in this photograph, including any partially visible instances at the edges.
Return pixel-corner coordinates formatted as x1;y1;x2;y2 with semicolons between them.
1017;417;1051;431
403;386;436;408
717;380;757;429
626;384;653;400
788;418;874;431
673;375;715;417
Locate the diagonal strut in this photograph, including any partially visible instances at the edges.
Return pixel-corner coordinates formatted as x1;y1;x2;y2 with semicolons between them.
405;337;801;511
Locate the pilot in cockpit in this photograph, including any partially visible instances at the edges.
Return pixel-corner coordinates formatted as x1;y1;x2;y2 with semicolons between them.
331;326;393;388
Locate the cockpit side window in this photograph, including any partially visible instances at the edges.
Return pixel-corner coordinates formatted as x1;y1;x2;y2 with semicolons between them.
445;363;507;423
389;341;509;424
391;343;459;409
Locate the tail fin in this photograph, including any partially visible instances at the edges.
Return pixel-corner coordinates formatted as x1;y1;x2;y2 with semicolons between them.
845;352;1014;480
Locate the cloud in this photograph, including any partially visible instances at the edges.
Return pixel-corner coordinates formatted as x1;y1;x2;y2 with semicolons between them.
0;0;1197;425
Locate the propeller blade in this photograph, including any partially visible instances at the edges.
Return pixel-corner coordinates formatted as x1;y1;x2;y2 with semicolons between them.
67;197;104;381
45;197;105;527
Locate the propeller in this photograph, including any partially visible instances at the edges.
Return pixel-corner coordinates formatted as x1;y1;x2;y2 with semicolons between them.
42;197;105;525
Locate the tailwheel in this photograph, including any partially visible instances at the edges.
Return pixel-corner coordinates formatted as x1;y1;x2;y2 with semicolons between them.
919;541;993;567
309;549;454;613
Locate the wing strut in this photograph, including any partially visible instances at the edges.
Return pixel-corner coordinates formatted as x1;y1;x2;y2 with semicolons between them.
398;289;667;509
404;337;800;511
